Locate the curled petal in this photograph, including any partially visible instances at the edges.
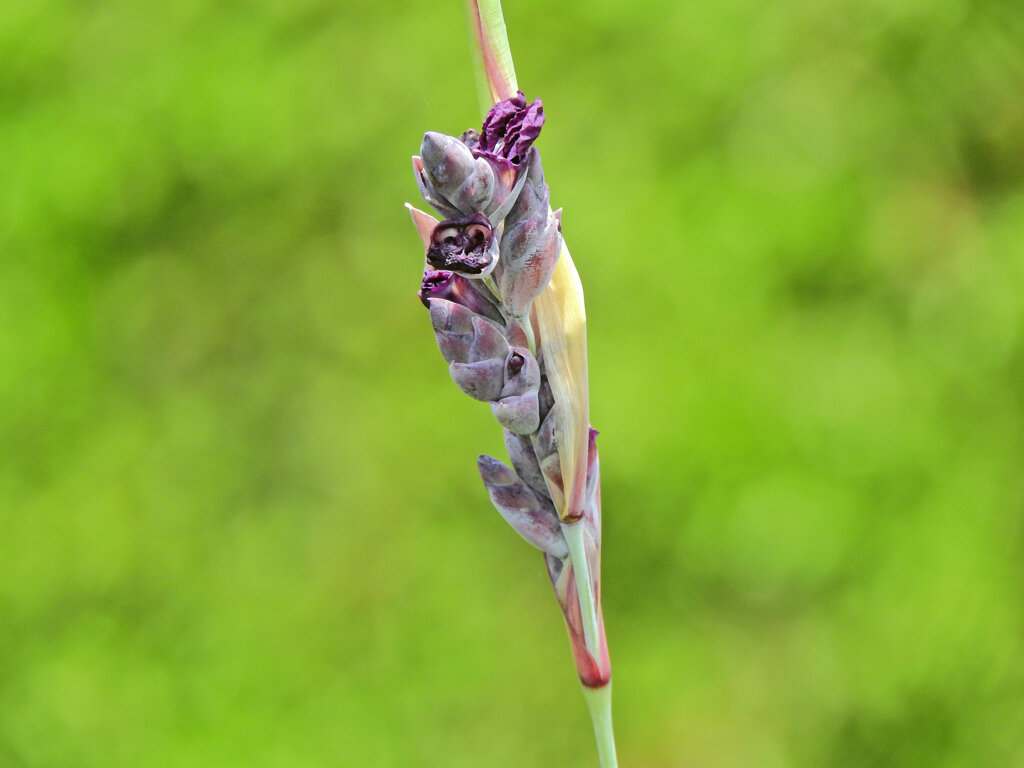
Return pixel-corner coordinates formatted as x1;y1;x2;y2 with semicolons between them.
418;270;504;324
477;91;546;169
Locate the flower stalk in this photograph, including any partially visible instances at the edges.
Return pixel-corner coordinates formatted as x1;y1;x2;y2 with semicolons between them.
464;0;518;105
408;2;618;765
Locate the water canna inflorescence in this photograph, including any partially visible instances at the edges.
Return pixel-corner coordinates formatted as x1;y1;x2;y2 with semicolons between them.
405;3;618;765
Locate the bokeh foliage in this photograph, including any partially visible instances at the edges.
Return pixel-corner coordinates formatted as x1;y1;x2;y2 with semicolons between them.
2;0;1024;765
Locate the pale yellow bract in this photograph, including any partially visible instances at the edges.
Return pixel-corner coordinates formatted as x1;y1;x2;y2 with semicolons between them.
532;242;589;521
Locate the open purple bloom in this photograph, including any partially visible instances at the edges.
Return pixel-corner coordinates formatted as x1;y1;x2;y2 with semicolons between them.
426;213;499;277
474;91;545;170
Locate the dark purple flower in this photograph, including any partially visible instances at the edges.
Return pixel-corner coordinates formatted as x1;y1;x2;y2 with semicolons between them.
418;269;504;323
413;95;542;224
426;213;499;277
419;270;456;306
475;91;545;169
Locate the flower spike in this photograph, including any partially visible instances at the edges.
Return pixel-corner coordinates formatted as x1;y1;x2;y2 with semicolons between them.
404;2;618;765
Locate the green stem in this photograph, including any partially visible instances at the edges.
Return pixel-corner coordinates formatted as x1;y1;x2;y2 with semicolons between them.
464;0;519;110
483;274;501;302
583;684;619;768
519;314;536;355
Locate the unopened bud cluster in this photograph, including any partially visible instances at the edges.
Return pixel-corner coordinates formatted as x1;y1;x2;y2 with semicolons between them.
411;91;568;557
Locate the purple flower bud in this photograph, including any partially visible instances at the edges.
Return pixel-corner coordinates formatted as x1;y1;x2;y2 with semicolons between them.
418;133;496;216
496;153;562;317
450;358;505;401
428;298;476;363
490;347;541;433
533;406;564;504
498;347;541;396
476;91;545;170
491;392;539;434
427;214;500;278
421;131;476;185
419;270;504;324
412;156;461;221
503;429;550;497
428;298;509;400
503;150;549;230
427;298;506;364
468;316;509;362
434;329;473;364
428;296;475;334
477;455;568;558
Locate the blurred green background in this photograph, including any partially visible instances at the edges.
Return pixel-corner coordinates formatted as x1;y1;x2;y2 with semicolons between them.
3;0;1024;765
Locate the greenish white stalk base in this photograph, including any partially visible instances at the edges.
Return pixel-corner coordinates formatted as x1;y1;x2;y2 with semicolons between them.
561;521;600;655
582;683;619;768
562;521;618;766
483;274;502;302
